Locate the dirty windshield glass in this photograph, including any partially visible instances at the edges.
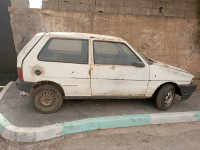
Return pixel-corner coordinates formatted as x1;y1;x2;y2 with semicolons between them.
128;45;152;65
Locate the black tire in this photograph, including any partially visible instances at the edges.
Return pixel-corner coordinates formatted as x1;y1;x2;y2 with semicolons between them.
156;84;176;111
30;84;63;113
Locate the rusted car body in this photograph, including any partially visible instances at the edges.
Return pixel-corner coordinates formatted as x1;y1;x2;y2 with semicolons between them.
16;32;197;113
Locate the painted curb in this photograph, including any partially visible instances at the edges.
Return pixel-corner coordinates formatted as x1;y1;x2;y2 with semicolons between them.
0;81;13;102
0;111;200;142
61;114;151;135
0;114;11;134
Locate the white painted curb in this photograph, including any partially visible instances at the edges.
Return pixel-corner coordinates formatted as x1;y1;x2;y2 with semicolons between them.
0;81;13;102
150;112;199;124
2;124;62;142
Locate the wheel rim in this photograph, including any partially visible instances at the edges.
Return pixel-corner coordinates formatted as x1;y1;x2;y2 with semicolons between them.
35;90;57;110
165;90;174;106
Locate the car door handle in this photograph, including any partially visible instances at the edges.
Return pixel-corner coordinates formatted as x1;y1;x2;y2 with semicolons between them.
35;70;41;76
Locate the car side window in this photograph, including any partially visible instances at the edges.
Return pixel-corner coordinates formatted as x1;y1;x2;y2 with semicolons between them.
38;38;88;64
93;41;141;66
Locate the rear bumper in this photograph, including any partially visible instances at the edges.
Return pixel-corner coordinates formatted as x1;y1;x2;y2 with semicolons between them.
180;83;197;100
16;79;33;94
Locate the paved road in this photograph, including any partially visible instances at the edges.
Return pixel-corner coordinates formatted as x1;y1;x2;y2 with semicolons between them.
0;82;199;127
1;122;200;150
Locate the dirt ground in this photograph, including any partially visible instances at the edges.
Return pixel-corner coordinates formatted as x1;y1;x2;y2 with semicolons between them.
1;122;200;150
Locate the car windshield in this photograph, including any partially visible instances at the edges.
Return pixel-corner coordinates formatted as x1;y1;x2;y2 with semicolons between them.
143;55;153;65
128;44;153;65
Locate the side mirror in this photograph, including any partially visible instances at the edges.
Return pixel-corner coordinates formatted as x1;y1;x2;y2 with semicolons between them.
132;62;145;67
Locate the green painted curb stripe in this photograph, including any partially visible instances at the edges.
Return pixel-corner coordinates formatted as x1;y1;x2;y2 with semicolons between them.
61;114;150;135
195;111;200;121
0;113;11;134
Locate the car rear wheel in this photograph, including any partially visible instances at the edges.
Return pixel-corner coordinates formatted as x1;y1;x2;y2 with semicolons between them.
156;84;176;111
31;84;63;113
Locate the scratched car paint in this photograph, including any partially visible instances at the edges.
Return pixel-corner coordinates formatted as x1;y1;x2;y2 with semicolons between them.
16;32;197;113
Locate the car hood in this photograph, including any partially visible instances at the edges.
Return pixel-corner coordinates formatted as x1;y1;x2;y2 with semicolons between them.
149;60;194;82
152;60;189;73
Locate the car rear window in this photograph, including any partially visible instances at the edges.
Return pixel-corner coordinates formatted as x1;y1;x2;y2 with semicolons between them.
38;38;88;64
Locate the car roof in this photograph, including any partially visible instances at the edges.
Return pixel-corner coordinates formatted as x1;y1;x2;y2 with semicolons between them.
43;32;125;42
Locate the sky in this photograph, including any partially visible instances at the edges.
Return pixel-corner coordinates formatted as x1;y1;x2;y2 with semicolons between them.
29;0;43;9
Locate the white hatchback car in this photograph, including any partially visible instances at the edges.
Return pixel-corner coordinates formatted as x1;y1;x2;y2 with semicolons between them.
16;32;197;113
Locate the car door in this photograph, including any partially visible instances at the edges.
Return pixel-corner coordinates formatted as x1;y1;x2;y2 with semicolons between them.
90;39;149;97
23;36;91;96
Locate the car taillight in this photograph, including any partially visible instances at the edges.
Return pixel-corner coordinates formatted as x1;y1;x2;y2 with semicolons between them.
17;68;24;81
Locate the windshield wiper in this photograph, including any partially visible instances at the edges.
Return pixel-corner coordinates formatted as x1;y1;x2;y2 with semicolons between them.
145;57;153;64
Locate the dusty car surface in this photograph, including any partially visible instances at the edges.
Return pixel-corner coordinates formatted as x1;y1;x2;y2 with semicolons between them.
16;32;197;113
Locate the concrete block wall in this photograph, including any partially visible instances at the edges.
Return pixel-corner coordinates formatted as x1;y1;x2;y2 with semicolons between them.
10;0;29;8
42;0;200;18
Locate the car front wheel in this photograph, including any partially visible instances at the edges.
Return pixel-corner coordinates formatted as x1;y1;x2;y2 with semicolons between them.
31;84;63;113
156;84;176;111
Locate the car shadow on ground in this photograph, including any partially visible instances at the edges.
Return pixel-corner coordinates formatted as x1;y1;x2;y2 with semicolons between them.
61;97;157;117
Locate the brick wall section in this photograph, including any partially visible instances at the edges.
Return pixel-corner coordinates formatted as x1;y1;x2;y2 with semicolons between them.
42;0;200;18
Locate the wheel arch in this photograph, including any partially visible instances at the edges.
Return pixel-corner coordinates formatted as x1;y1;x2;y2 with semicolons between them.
33;81;65;96
152;82;181;98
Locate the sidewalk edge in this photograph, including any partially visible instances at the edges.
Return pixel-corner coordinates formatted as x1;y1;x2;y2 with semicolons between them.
0;111;200;142
0;81;13;102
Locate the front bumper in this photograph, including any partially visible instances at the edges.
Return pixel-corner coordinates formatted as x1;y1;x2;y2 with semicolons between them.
16;78;33;94
180;83;197;100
